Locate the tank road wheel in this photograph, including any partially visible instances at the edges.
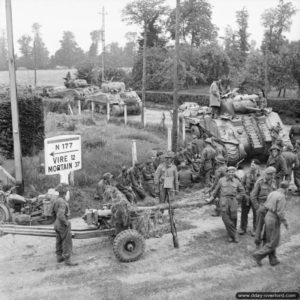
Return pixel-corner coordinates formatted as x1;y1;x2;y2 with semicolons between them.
113;229;145;262
191;125;201;138
0;204;11;223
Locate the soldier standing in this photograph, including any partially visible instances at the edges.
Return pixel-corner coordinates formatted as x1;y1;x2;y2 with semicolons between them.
199;138;217;186
52;183;78;266
293;140;300;195
154;151;179;203
238;159;261;236
178;161;194;190
116;166;136;203
209;79;222;118
153;151;164;170
250;166;277;248
252;181;289;267
208;166;245;243
281;143;299;182
266;144;287;187
128;162;147;201
289;123;300;147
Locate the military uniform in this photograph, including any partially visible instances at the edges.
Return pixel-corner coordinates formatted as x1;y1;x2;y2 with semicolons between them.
199;139;217;185
211;173;245;241
191;137;205;156
293;144;300;194
253;184;288;266
52;196;73;263
142;162;157;197
116;169;136;203
128;165;147;201
239;169;261;234
266;148;287;187
154;159;179;203
250;175;277;247
209;81;221;118
178;165;193;189
281;148;299;181
289;124;300;147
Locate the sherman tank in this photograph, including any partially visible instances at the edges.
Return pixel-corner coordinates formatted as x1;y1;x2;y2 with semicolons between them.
86;81;142;117
182;94;290;165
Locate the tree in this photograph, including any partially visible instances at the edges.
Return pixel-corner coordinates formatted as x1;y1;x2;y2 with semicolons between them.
289;41;300;98
167;0;217;47
17;34;33;69
122;0;169;126
236;7;250;64
88;30;101;62
0;31;8;71
54;31;85;68
32;23;50;69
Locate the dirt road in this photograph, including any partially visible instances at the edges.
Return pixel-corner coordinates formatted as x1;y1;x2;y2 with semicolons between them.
1;191;300;300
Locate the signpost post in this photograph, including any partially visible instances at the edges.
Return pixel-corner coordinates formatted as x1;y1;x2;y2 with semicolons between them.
44;135;82;184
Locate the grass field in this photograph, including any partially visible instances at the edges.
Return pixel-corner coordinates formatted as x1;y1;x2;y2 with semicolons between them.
0;69;76;87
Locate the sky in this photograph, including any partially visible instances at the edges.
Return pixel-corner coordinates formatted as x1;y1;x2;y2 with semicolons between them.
0;0;299;55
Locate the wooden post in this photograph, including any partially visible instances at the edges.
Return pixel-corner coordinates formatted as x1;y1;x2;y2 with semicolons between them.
78;100;81;115
167;126;172;151
141;23;147;128
60;172;69;184
182;117;186;144
132;140;137;166
91;101;95;118
124;104;127;126
5;0;23;193
107;102;110;122
69;171;75;186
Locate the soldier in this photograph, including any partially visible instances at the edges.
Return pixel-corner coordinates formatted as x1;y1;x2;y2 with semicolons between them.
191;134;205;157
153;151;164;170
281;143;299;182
252;181;289;267
289;123;300;147
199;138;217;186
238;159;261;236
212;138;228;163
95;172;113;201
178;161;194;190
293;140;300;195
208;166;245;243
154;151;179;203
142;159;157;197
266;144;287;187
52;183;78;266
250;166;277;249
207;155;227;217
270;126;284;150
115;166;136;203
128;162;147;201
209;79;222;118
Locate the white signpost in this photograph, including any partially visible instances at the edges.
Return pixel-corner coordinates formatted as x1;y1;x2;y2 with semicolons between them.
44;135;82;184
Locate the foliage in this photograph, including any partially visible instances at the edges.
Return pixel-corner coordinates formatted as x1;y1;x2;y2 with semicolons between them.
289;41;300;97
53;31;85;68
32;23;50;69
88;30;101;63
167;0;217;47
17;35;33;69
0;31;8;71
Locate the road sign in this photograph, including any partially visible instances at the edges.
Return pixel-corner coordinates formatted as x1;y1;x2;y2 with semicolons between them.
44;135;82;176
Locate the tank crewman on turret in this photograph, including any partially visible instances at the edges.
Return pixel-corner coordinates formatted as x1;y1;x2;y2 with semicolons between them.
250;166;277;249
116;166;136;203
289;123;300;147
199;138;217;186
266;144;287;187
178;161;194;190
128;162;147;201
207;155;228;217
154;151;179;203
142;159;157;198
281;143;299;182
252;181;289;267
208;166;245;243
52;183;78;266
292;140;300;195
95;172;113;201
209;79;222;118
238;159;261;236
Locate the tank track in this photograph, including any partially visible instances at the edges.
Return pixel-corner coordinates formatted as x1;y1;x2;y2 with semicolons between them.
255;116;272;143
242;115;263;150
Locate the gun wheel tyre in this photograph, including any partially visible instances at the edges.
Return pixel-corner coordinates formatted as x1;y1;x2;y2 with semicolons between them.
0;205;11;223
113;229;145;262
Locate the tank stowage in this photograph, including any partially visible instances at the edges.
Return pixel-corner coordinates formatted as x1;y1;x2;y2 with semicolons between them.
182;94;290;165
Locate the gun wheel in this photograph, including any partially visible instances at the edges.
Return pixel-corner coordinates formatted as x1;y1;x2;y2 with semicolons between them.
0;204;11;223
113;229;145;262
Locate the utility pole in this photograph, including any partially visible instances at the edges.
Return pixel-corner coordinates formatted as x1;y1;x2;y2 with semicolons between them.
172;0;180;152
100;6;106;83
5;0;23;193
141;22;147;127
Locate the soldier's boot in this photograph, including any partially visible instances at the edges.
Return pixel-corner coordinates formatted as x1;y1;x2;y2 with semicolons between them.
56;255;64;263
64;257;78;267
211;209;220;217
252;253;262;267
237;228;246;235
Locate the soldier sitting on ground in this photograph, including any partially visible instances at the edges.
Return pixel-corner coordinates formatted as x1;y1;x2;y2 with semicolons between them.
142;159;157;198
115;166;137;203
128;162;147;201
95;172;113;201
